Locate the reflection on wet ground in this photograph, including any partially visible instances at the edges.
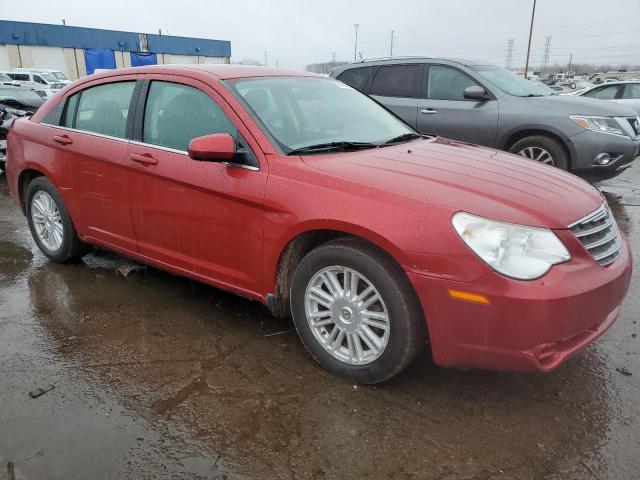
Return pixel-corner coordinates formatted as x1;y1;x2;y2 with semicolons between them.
1;167;639;479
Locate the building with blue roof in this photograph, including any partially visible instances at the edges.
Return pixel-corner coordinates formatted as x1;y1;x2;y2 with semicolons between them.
0;20;231;80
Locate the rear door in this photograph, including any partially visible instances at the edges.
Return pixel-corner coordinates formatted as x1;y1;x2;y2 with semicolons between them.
417;64;499;146
43;77;140;252
369;64;422;128
126;75;268;294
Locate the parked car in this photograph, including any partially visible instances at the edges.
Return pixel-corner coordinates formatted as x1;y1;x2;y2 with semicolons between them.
5;65;632;383
0;86;44;171
0;70;65;97
24;68;72;85
331;58;640;179
574;81;640;114
0;72;20;87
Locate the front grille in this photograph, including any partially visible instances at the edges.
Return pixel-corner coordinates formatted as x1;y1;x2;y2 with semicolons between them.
569;203;621;266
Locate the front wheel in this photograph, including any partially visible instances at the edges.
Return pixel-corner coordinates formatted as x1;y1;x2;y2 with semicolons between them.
25;177;90;263
290;238;427;384
508;135;569;170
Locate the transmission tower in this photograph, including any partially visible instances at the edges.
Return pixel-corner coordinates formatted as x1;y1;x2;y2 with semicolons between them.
542;36;552;70
505;37;515;70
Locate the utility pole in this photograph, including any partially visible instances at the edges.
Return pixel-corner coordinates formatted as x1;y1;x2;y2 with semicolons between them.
353;24;360;62
542;35;552;71
390;30;395;57
567;52;573;76
524;0;537;79
331;52;337;63
264;51;268;67
505;37;515;70
62;19;66;26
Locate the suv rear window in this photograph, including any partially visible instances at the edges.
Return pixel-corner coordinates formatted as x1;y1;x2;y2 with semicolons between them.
370;65;422;98
337;67;374;91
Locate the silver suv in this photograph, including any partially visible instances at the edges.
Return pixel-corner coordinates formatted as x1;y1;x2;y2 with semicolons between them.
331;58;640;179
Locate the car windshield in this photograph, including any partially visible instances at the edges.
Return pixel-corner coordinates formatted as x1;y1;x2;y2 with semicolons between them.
0;88;43;103
472;66;556;97
0;73;12;82
226;76;417;153
52;72;68;81
37;72;58;82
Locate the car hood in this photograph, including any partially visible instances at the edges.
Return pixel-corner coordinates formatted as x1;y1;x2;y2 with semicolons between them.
301;137;604;229
525;94;639;116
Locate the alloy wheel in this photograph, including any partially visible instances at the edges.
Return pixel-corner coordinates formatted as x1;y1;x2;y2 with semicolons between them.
518;146;554;165
304;265;390;365
31;190;64;251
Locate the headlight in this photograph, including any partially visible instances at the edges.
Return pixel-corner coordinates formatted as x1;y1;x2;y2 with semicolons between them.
452;212;570;280
570;115;627;137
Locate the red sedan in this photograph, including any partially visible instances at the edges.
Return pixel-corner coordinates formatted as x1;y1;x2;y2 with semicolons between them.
5;65;632;383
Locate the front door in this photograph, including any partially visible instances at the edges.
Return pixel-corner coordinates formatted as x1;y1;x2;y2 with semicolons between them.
126;76;268;295
417;65;499;146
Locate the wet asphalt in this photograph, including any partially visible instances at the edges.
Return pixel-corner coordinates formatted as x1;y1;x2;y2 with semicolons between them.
0;165;639;480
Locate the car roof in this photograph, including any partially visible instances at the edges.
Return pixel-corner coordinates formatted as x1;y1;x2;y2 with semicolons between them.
88;64;321;80
339;57;494;68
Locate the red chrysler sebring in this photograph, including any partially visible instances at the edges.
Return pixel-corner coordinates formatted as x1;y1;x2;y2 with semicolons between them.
5;65;632;383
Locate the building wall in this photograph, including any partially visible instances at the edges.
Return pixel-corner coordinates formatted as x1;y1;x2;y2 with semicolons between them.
0;20;229;79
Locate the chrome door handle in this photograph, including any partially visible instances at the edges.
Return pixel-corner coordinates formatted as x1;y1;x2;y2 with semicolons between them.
421;109;438;115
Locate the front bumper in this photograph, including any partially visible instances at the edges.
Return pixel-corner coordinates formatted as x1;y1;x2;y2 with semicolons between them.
569;129;640;180
407;235;632;373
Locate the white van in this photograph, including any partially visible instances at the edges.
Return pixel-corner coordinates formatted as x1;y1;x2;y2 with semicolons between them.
1;70;66;93
19;68;71;85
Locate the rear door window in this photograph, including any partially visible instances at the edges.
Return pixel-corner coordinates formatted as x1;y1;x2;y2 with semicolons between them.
337;67;374;91
583;85;621;100
622;83;640;99
370;65;422;98
74;81;136;138
427;66;480;101
142;81;237;152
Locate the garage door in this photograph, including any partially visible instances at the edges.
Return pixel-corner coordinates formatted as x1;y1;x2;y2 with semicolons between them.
30;46;68;74
166;54;197;64
0;45;10;70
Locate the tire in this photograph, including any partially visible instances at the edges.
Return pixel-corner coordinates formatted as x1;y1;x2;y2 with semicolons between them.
25;176;90;263
508;135;569;171
290;238;427;384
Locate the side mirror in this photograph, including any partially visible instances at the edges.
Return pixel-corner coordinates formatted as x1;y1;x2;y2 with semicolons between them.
463;86;489;101
188;133;236;162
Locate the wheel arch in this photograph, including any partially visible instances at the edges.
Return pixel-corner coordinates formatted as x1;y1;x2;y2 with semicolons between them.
266;222;414;318
17;168;47;213
501;128;573;169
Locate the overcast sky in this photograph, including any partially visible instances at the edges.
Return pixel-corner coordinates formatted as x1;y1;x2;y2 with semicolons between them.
4;0;640;69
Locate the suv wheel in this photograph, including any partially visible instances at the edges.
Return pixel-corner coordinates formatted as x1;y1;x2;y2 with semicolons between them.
25;177;90;263
509;135;569;170
290;238;427;384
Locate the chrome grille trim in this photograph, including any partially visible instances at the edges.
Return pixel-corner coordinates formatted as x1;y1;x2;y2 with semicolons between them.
569;203;621;266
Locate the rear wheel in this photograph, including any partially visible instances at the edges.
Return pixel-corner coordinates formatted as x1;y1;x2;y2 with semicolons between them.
290;238;427;384
509;135;569;170
25;177;90;263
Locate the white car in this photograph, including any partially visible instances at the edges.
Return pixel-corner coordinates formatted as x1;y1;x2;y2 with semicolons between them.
575;81;640;114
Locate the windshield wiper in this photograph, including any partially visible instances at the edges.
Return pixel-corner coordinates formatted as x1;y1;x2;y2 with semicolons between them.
287;141;378;155
383;132;423;145
523;93;545;97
